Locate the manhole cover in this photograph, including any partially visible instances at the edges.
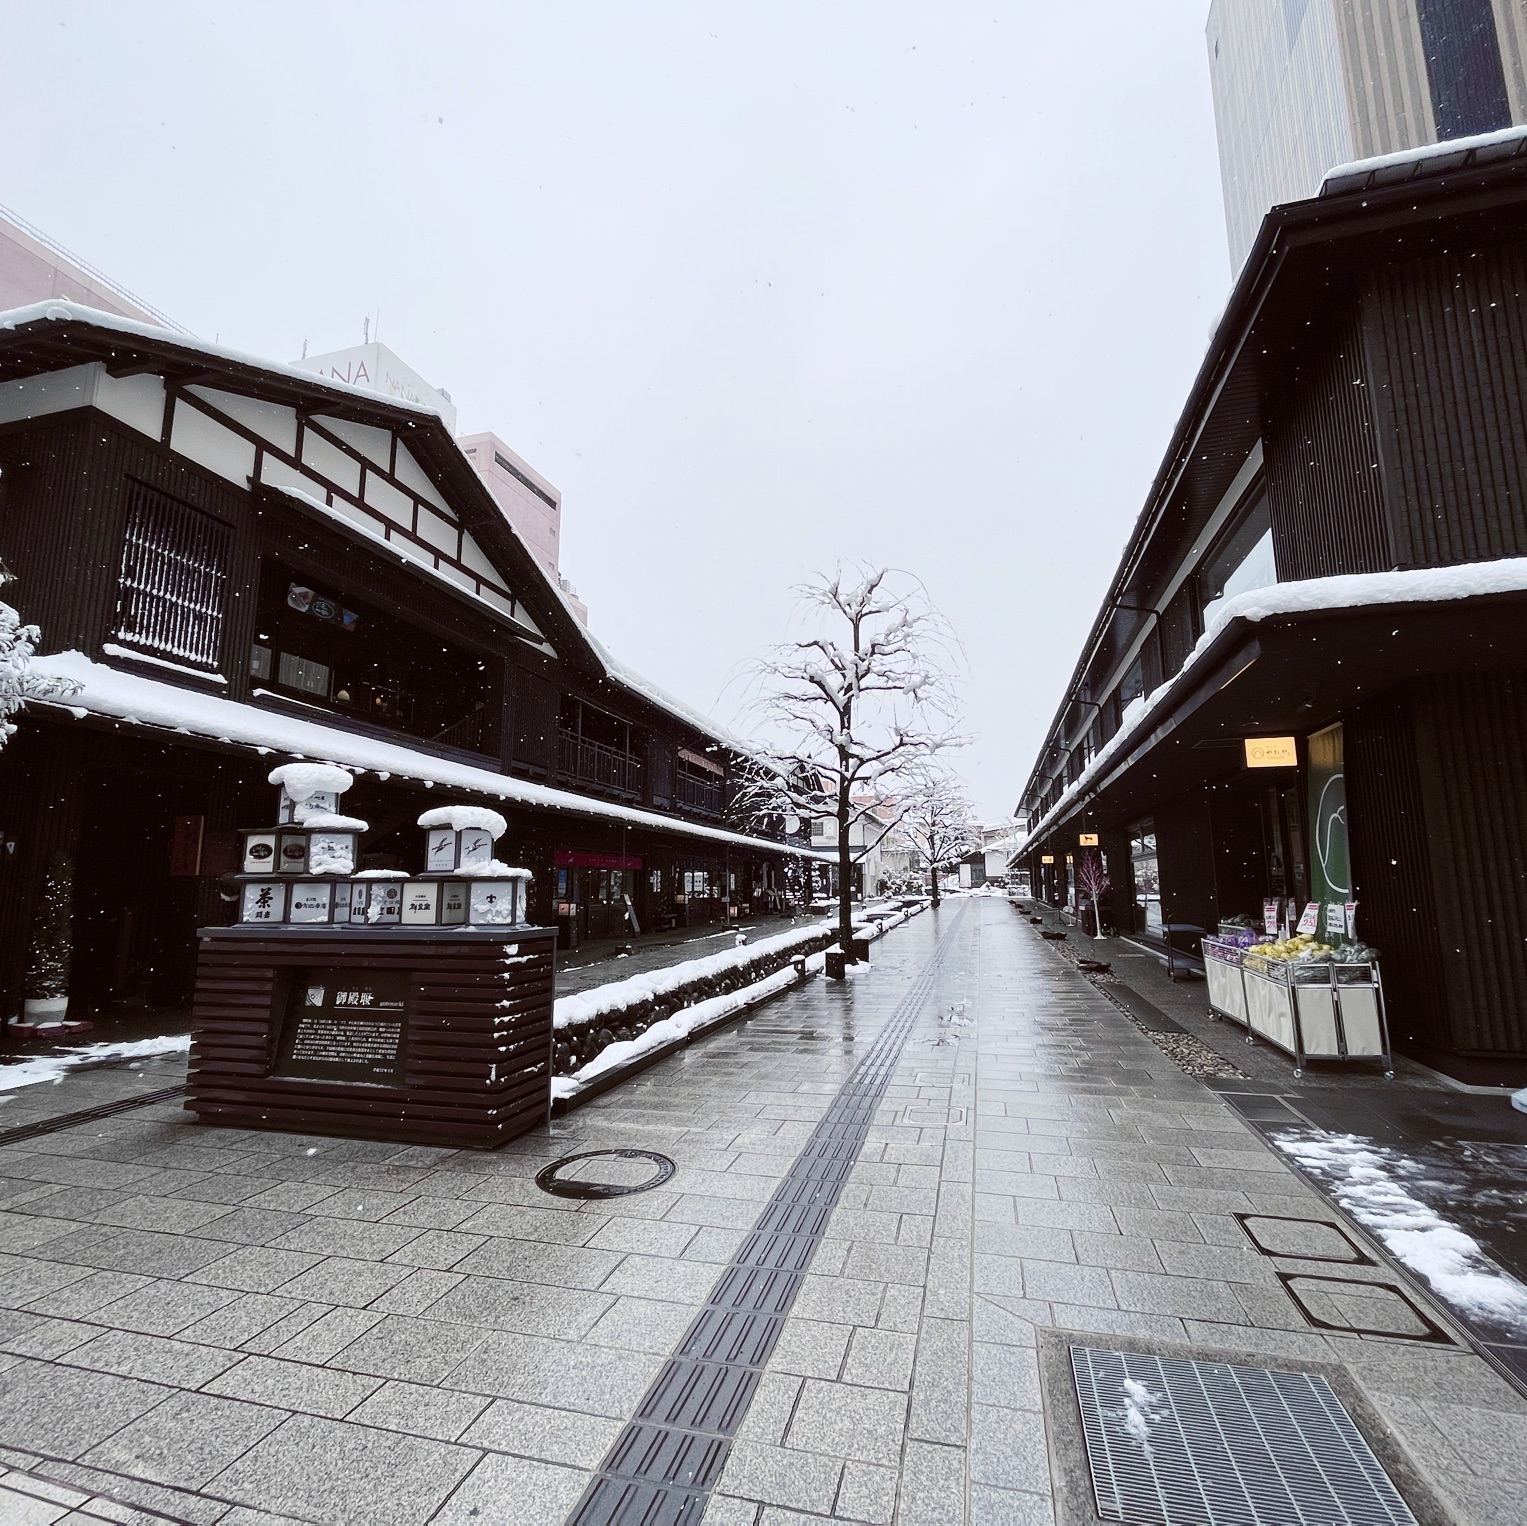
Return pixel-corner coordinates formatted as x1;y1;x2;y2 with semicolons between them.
1070;1345;1418;1526
536;1148;677;1199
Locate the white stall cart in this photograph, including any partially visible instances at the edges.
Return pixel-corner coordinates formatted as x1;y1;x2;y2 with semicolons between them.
1202;937;1393;1078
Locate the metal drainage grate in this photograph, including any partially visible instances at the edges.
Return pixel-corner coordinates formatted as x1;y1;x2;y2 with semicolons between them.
1070;1346;1418;1526
536;1149;676;1199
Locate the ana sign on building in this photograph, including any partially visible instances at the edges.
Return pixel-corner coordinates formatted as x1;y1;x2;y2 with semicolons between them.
294;342;457;433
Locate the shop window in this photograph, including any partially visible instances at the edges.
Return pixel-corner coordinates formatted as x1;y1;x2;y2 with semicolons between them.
1130;820;1162;935
112;482;230;673
1159;585;1198;681
250;559;500;753
1119;655;1144;707
1200;491;1275;627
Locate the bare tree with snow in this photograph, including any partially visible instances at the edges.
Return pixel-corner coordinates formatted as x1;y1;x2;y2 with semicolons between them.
899;765;979;908
1074;849;1111;938
736;566;964;960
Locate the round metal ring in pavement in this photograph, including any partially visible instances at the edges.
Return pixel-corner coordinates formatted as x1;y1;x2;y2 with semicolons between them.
535;1148;677;1199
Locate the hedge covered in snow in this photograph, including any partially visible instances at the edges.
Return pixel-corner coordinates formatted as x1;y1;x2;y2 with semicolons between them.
552;921;837;1076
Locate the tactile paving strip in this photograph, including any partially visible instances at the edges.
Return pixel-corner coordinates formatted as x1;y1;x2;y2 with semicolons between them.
567;906;968;1525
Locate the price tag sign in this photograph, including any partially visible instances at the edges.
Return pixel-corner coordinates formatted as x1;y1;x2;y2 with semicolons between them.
1296;901;1320;935
1263;898;1281;936
1323;902;1346;938
1345;901;1358;938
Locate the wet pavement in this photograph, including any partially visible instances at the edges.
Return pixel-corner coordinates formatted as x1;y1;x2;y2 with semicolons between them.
0;898;1523;1523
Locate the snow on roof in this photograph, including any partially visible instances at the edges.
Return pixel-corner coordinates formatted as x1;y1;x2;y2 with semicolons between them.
0;301;760;762
582;624;751;756
0;300;453;423
1321;124;1527;191
30;651;817;858
1025;557;1527;845
418;805;507;839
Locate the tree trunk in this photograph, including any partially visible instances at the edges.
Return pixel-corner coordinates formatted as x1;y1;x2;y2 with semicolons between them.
929;860;941;907
837;783;855;957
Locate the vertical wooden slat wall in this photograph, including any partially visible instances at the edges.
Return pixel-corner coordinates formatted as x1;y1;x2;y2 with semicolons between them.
186;927;557;1148
1413;670;1527;1059
1364;244;1527;569
1264;296;1396;580
1345;686;1452;1058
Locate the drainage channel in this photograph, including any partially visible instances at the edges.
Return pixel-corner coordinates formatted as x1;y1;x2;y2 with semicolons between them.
0;1084;187;1148
568;905;969;1525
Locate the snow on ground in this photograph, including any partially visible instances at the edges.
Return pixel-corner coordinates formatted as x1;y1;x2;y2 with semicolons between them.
0;1034;191;1092
1118;1378;1164;1454
1274;1129;1527;1337
552;901;918;1100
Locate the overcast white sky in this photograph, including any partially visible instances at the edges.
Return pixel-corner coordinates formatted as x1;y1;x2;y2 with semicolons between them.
2;2;1230;821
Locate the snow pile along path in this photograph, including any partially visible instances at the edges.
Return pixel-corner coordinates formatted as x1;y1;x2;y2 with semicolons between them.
0;1035;191;1092
553;920;835;1030
552;958;820;1101
1274;1129;1527;1336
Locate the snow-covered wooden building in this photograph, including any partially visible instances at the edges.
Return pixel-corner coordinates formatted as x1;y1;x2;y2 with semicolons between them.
1013;129;1527;1086
0;303;806;1023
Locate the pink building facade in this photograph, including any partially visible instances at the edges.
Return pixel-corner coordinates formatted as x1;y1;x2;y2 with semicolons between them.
0;206;180;329
459;431;587;625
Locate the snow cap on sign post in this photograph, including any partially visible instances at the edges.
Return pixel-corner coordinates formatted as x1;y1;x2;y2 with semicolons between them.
415;804;529;924
417;804;508;876
268;762;354;824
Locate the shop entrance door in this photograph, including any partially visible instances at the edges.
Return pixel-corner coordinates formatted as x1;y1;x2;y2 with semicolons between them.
1128;820;1162;936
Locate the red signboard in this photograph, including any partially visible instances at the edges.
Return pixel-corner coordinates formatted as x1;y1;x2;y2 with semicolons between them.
170;815;205;877
554;849;643;871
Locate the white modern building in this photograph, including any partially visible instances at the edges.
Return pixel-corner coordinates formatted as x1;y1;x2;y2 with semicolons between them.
295;342;458;432
459;432;588;626
1207;0;1527;269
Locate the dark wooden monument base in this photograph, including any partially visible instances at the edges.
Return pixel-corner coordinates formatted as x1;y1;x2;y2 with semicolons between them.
186;924;556;1149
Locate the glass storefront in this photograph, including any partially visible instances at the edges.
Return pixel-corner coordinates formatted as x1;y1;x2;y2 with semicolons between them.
1129;819;1162;935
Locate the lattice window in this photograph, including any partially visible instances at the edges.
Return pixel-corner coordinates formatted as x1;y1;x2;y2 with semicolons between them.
112;483;230;672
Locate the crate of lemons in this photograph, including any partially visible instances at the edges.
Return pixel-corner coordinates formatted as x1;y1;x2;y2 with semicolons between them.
1245;932;1381;982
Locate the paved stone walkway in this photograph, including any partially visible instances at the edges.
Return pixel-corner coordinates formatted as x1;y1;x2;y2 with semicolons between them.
0;899;1522;1523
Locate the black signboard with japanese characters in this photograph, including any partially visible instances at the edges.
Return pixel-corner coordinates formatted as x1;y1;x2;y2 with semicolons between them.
275;968;408;1086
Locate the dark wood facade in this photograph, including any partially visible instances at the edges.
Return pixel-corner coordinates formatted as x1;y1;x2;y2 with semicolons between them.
0;312;803;1026
186;926;556;1148
1016;142;1527;1083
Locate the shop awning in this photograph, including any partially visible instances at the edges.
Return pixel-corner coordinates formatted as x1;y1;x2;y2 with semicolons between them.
1023;565;1527;848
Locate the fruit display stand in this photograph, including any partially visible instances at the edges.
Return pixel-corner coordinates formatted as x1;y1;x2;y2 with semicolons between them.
187;767;554;1149
1202;937;1394;1078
